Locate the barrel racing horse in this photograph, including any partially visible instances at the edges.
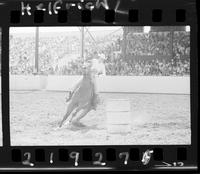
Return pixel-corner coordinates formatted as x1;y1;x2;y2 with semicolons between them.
59;64;100;128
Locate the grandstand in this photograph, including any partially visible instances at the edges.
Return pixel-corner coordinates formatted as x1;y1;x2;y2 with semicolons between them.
9;26;190;76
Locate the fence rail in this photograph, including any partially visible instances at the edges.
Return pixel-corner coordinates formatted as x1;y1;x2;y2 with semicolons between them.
3;75;190;94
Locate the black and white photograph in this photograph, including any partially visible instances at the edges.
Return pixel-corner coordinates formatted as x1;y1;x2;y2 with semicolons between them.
0;28;2;146
9;26;191;145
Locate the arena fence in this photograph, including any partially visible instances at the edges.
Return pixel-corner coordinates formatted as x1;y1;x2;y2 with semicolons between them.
9;75;47;91
5;75;190;94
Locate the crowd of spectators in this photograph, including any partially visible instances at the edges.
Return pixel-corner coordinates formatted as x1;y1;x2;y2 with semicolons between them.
9;29;190;76
105;57;190;76
103;30;190;76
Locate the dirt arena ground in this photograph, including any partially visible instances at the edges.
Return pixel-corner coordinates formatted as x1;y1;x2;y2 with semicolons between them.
10;91;191;145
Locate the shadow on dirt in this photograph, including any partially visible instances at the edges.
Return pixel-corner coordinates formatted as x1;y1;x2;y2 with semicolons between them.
50;120;105;133
67;123;105;133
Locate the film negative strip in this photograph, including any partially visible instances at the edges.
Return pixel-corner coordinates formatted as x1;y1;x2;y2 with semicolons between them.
0;0;198;172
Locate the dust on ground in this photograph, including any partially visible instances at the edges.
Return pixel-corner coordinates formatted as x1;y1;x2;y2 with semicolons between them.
10;91;191;145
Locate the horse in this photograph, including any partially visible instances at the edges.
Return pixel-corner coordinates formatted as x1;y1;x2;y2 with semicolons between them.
59;66;99;128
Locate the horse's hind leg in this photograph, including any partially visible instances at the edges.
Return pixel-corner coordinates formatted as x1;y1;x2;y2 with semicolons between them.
59;101;77;128
68;105;82;123
72;105;92;125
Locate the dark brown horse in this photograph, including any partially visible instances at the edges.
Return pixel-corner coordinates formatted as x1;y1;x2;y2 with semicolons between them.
59;67;99;128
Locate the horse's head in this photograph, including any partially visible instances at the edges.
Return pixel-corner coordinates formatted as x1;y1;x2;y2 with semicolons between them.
82;57;106;78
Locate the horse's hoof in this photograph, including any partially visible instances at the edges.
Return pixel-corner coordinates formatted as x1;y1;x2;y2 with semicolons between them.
57;123;63;129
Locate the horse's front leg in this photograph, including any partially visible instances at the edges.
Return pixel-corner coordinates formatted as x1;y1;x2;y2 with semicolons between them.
59;101;77;128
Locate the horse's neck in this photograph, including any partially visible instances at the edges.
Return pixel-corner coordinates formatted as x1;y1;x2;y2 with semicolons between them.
83;74;94;83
